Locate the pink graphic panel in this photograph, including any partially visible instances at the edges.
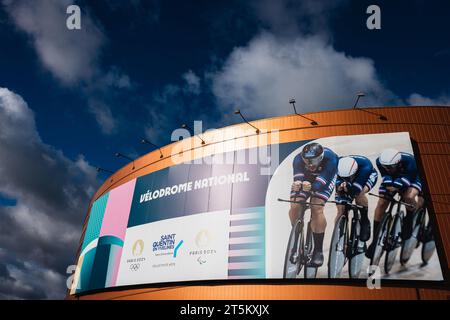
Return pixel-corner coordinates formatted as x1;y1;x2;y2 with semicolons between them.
100;179;136;240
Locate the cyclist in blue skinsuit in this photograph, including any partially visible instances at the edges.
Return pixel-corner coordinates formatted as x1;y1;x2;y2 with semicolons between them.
289;142;338;267
366;148;424;258
335;156;378;241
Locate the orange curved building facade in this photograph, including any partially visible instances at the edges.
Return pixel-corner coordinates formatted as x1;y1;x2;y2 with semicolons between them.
70;106;450;300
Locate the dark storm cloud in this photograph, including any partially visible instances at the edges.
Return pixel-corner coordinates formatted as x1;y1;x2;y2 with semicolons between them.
0;260;48;300
0;88;100;299
0;263;14;281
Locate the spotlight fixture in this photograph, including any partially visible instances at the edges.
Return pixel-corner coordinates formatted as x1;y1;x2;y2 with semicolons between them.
234;109;260;134
141;138;164;158
289;98;318;126
181;124;206;145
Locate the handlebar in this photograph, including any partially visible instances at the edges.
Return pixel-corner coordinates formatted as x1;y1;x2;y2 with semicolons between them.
277;198;325;206
327;200;365;210
277;197;363;209
368;192;415;209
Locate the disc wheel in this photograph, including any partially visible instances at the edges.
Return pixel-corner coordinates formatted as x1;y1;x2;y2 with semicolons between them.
283;219;304;278
421;212;436;264
328;215;347;278
304;222;318;279
400;209;422;265
384;213;402;274
371;213;390;267
349;218;365;278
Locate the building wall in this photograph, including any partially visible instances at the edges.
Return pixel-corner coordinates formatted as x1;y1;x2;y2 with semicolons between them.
72;106;450;300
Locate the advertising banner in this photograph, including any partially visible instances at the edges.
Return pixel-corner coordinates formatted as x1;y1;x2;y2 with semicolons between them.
71;132;444;295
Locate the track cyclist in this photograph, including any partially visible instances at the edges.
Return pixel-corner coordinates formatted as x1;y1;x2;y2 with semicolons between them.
335;155;378;242
366;148;424;258
289;142;338;267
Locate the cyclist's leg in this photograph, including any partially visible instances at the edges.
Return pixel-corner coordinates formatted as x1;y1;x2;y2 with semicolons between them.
289;190;307;226
335;192;349;223
335;204;346;223
373;196;389;233
401;186;420;240
366;196;390;257
357;169;378;242
308;175;335;266
403;186;420;211
355;187;370;241
287;191;307;263
413;177;425;209
417;195;425;209
309;192;330;266
311;196;327;233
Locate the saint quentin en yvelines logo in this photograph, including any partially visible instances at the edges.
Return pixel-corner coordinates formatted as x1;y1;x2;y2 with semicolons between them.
132;239;145;257
191;230;217;265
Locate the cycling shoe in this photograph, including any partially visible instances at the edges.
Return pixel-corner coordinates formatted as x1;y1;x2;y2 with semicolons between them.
360;219;371;242
289;252;299;265
308;251;324;267
365;242;375;259
402;216;414;240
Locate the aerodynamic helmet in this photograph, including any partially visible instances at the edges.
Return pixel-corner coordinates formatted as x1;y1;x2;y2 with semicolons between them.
338;157;358;178
379;148;401;170
301;143;324;169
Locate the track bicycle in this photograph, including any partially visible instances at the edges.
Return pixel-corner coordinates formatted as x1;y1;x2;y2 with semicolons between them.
328;200;366;278
278;195;324;279
400;205;436;265
369;192;415;274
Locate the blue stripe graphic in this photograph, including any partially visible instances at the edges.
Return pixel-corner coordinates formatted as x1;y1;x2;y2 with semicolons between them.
173;240;184;257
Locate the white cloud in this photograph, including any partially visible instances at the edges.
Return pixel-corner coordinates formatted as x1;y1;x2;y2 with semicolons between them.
3;0;105;85
3;0;136;135
212;32;399;119
102;67;133;89
87;99;116;135
183;70;201;95
407;93;450;106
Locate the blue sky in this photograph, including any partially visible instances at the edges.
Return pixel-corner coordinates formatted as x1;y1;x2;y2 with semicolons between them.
0;0;449;299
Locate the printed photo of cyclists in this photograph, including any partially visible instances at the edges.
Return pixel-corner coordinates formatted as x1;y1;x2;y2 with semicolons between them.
266;132;443;281
1;0;449;309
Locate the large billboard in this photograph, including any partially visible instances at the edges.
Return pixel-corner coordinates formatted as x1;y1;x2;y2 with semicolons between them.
71;132;444;295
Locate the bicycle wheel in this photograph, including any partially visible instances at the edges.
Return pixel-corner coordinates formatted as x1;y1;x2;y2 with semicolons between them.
328;214;347;278
371;213;390;267
400;209;423;265
385;213;402;274
349;252;364;278
283;219;304;278
348;218;364;278
304;221;318;279
421;239;436;264
421;213;436;264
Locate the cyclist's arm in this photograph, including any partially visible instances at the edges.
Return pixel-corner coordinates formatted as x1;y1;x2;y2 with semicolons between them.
376;158;388;176
291;154;305;198
379;175;395;194
403;154;420;183
292;154;305;182
349;164;372;196
312;155;338;192
335;177;344;189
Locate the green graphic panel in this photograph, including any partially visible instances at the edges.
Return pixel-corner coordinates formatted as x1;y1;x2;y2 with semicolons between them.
81;193;109;251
